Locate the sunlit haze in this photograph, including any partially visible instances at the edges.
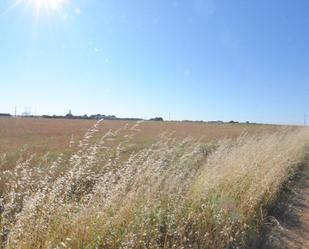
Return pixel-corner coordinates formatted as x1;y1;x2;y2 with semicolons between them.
10;0;69;17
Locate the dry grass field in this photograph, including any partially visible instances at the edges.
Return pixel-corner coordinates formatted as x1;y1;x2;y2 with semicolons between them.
0;117;308;249
0;117;280;155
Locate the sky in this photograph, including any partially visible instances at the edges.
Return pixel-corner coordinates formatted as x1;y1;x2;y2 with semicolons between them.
0;0;309;124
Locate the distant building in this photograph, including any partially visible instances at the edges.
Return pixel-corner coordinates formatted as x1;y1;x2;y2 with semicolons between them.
66;110;73;118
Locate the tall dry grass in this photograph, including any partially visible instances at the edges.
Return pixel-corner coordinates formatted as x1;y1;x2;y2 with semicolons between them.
0;121;308;249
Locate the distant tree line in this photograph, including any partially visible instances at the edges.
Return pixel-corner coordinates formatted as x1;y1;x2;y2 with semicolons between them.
0;112;257;124
0;113;11;117
41;113;143;121
149;117;164;121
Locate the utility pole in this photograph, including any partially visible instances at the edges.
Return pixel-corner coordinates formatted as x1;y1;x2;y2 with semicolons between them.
14;106;17;117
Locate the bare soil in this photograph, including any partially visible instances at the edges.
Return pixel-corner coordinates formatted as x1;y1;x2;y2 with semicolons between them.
257;170;309;249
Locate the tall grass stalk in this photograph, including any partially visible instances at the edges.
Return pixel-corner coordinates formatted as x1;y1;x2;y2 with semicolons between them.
0;122;308;248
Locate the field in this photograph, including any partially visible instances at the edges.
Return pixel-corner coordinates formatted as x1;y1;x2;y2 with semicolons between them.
0;118;308;249
0;118;280;155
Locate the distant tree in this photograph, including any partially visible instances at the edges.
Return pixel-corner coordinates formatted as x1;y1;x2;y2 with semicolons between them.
150;117;164;121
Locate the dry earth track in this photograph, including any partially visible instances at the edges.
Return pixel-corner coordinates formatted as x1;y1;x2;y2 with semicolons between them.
258;172;309;249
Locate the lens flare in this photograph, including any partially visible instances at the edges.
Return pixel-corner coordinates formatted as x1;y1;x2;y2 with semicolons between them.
11;0;69;17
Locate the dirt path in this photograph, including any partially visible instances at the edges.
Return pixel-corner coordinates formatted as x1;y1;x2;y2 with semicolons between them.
279;178;309;249
258;172;309;249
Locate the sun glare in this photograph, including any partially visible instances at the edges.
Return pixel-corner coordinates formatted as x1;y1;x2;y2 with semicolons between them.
12;0;69;17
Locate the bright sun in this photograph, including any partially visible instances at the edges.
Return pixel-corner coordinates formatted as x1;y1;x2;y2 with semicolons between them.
28;0;67;12
12;0;69;16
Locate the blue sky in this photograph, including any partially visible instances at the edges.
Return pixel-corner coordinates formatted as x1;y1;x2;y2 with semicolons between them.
0;0;309;124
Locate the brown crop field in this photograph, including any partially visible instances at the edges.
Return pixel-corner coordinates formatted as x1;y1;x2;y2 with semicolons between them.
0;117;280;155
0;117;308;249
